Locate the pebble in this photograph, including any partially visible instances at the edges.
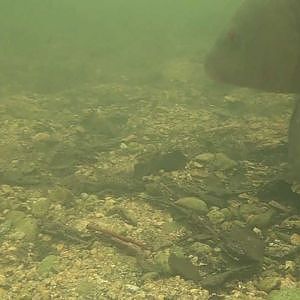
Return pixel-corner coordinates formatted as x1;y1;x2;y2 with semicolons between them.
49;187;74;207
0;274;7;286
0;288;8;298
154;251;172;275
15;216;39;241
207;207;226;224
38;255;60;275
80;193;89;200
32;132;51;142
31;197;50;218
120;142;128;149
190;242;212;256
141;272;159;282
247;209;276;228
256;276;281;293
125;284;139;293
290;233;300;246
195;153;215;162
175;197;208;215
213;153;237;170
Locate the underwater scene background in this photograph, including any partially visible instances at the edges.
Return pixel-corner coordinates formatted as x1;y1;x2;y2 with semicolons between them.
0;1;299;299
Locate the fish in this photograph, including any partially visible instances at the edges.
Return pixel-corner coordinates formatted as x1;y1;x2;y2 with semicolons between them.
205;0;300;93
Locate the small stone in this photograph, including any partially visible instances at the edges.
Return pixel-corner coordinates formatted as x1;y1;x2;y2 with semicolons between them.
31;197;51;218
126;142;143;154
168;252;202;282
141;272;159;282
76;279;98;298
256;276;281;293
195;153;215;162
122;134;137;142
103;198;116;210
0;274;7;286
220;208;232;219
213;153;237;170
32;132;51;142
80;193;89;200
239;203;261;218
1;185;13;194
285;260;296;273
125;284;140;292
0;288;8;299
38;255;60;275
154;251;172;275
282;219;300;230
175;197;208;215
107;206;138;226
207;208;226;224
265;243;296;259
14;217;39;241
192;161;203;168
290;233;300;246
0;197;11;210
120;142;128;149
48;187;74;207
73;125;86;134
247;209;276;229
5;210;27;225
189;242;212;256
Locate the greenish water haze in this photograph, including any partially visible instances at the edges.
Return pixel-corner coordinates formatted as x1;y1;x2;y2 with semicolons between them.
0;0;241;93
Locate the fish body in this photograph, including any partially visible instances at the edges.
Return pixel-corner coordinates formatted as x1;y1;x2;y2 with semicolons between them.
205;0;300;93
205;0;300;180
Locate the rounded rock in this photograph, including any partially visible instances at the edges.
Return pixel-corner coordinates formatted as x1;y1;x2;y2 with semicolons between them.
175;197;208;215
32;197;51;218
207;208;226;224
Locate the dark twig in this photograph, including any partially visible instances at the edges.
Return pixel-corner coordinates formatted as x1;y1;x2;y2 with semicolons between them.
86;222;148;250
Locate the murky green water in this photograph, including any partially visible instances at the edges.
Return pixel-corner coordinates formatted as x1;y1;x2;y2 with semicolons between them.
1;1;298;299
0;0;241;93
